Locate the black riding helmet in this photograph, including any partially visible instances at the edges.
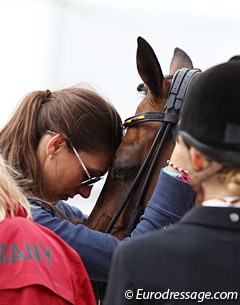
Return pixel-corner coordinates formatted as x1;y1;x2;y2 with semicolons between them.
178;61;240;166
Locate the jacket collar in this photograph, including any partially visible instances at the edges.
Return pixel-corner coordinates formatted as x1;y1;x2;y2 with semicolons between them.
27;196;55;215
180;205;240;230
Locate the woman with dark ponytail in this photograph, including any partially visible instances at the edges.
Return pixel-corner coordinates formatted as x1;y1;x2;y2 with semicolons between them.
0;85;194;281
1;87;122;199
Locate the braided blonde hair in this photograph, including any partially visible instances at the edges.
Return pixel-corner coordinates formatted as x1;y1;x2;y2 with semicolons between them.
0;154;31;222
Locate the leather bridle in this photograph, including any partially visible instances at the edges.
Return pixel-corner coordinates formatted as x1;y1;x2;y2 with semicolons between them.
105;68;201;235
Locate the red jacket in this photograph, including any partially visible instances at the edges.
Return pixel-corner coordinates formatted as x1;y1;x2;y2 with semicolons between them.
0;211;96;305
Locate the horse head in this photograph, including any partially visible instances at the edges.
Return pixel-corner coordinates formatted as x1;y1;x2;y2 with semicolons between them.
86;37;193;238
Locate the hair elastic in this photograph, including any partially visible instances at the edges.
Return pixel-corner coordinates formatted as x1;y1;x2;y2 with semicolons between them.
41;89;52;106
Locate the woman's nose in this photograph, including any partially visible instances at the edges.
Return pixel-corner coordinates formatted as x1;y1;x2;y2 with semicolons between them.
78;184;93;198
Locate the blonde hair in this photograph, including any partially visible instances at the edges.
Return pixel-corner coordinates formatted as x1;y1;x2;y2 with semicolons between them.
0;154;31;222
225;168;240;196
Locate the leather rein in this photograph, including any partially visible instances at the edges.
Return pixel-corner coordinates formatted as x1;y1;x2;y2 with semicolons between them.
105;68;201;236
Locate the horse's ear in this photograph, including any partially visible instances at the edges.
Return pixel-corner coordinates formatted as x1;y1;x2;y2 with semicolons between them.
136;37;164;98
169;47;193;75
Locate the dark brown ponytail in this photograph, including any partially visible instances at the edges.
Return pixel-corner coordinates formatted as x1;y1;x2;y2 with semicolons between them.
0;86;123;198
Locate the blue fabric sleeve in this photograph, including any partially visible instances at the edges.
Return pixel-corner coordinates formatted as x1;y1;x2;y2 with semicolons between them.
57;201;88;222
30;169;195;281
31;203;118;282
131;169;195;236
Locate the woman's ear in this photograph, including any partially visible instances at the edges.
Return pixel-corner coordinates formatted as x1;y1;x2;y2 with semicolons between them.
189;147;209;171
46;134;67;157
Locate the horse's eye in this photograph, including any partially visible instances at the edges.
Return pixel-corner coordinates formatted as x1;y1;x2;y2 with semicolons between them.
111;166;140;181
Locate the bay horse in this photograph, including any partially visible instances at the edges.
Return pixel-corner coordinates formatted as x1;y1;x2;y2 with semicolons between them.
86;37;194;239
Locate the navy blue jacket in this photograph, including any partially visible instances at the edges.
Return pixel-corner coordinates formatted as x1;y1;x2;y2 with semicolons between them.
105;206;240;305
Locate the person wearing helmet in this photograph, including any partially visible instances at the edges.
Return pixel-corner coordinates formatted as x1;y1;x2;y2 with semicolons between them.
104;61;240;305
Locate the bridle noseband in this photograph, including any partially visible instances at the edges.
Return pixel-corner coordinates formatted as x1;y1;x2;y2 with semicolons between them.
105;68;201;235
123;111;178;127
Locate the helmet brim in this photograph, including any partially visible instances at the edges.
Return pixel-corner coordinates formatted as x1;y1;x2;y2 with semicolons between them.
179;131;240;166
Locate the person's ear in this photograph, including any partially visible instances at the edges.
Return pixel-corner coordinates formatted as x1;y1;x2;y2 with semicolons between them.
189;147;209;171
46;134;67;158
